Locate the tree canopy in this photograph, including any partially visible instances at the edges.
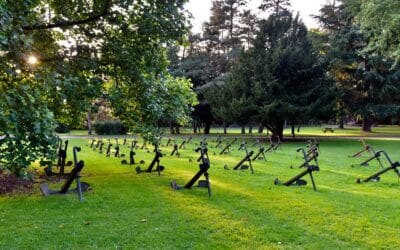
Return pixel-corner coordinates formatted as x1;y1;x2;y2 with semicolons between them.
357;0;400;62
315;0;400;131
202;10;335;139
0;0;196;175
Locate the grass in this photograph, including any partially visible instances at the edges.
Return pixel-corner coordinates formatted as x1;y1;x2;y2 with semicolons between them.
64;124;400;137
1;136;400;248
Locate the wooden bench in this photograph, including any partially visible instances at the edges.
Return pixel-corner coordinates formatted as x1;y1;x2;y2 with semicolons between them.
323;128;335;133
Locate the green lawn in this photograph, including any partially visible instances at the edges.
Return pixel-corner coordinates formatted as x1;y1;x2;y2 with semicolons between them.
64;124;400;137
1;136;400;248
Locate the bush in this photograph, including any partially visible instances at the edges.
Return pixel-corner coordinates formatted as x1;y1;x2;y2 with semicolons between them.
55;123;70;133
93;121;128;135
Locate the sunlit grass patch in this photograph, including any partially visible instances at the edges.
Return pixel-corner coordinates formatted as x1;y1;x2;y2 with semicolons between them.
1;136;400;248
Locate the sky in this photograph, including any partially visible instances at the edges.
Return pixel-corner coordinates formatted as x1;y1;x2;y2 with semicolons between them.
186;0;328;33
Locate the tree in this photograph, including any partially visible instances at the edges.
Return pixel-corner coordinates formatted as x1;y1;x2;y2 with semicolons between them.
250;11;335;139
357;0;400;62
0;0;195;175
220;0;248;56
316;0;400;132
201;82;231;133
238;10;258;48
192;94;213;134
203;11;334;139
259;0;291;15
0;76;59;177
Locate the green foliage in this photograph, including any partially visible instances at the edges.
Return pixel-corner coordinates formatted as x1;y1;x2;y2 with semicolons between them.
93;121;127;135
54;123;70;133
109;71;197;141
205;11;335;139
0;1;59;176
0;0;195;173
0;79;58;177
316;0;400;131
357;0;400;62
259;0;291;15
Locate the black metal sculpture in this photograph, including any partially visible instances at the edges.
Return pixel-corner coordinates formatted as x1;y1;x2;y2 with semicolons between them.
200;137;207;147
233;145;254;173
135;144;164;176
273;136;282;151
140;141;148;150
219;137;237;155
166;138;172;147
351;143;384;168
251;138;260;148
105;139;112;157
179;139;186;150
252;147;266;161
356;150;400;183
275;147;320;191
114;138;120;158
40;146;90;201
238;141;246;151
131;139;138;149
122;140;136;165
264;136;275;153
98;141;104;154
89;139;96;148
44;139;73;178
57;140;73;178
171;144;179;157
349;139;373;158
296;144;319;169
225;142;254;173
215;138;223;148
171;145;211;197
94;139;102;151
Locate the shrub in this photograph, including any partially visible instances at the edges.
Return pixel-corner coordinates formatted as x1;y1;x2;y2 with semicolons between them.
55;123;70;133
93;121;128;135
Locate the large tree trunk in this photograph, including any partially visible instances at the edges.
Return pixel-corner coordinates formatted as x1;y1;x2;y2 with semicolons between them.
272;121;284;141
258;124;264;134
291;122;295;138
169;123;175;134
362;119;372;132
248;125;253;134
193;122;197;134
223;122;228;134
338;116;345;129
87;110;92;135
204;122;211;134
175;125;180;134
241;125;245;134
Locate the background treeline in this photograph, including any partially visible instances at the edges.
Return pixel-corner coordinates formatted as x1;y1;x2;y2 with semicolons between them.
168;0;400;139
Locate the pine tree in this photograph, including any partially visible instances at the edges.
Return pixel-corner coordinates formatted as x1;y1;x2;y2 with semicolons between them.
238;10;258;48
251;11;335;139
259;0;291;15
316;0;400;132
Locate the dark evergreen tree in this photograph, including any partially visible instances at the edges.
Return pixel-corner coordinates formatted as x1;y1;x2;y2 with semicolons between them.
251;11;335;139
259;0;291;15
238;10;258;48
315;0;400;132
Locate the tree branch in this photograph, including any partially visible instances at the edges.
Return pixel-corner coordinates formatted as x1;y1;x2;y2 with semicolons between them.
22;0;111;31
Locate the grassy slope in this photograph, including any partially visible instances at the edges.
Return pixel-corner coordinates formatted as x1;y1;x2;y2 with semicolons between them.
1;137;400;249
